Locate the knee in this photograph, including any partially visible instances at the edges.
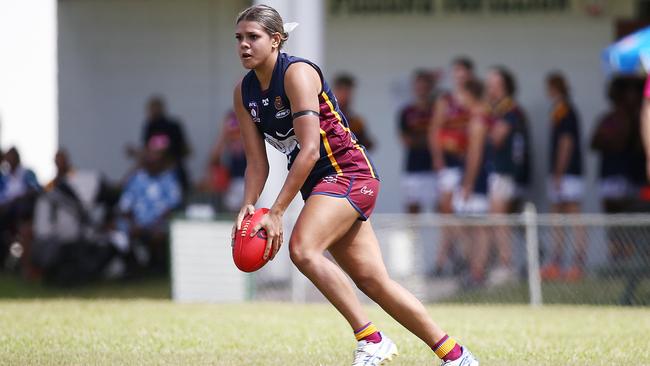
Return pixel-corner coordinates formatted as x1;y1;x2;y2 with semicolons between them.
289;237;318;269
354;272;387;297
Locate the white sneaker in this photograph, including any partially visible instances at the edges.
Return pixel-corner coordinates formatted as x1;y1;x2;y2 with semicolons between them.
352;332;398;366
440;347;479;366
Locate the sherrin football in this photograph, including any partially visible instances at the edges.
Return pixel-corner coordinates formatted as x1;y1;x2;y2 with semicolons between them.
233;208;270;272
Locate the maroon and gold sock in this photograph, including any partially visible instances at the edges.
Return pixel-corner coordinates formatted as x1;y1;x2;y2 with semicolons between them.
354;322;382;343
432;334;463;361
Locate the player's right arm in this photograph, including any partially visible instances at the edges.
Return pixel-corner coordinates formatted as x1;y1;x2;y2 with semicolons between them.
429;96;448;171
233;82;269;232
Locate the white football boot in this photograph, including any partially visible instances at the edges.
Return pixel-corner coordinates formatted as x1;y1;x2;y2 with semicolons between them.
352;332;398;366
440;347;479;366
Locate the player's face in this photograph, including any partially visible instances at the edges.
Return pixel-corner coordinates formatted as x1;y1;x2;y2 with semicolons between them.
452;64;471;87
486;70;504;102
413;77;432;99
334;85;351;107
235;21;275;69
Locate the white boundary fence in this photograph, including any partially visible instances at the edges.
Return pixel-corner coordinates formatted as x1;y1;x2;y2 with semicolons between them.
171;206;650;306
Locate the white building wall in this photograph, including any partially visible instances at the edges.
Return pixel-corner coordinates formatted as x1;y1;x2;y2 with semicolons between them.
58;1;614;212
58;0;247;184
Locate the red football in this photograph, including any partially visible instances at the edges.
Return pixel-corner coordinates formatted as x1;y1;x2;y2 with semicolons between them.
233;208;270;272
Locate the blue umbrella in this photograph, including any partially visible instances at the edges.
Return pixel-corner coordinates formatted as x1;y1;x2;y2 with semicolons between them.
602;26;650;74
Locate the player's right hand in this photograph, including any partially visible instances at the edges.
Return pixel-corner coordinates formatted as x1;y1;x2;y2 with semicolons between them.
232;204;255;247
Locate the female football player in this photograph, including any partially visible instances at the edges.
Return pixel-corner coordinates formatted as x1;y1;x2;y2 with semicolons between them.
231;5;478;366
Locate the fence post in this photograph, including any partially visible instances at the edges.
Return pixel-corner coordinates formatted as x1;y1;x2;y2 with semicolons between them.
524;202;543;306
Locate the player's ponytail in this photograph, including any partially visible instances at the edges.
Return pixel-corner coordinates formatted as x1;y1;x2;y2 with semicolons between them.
236;5;298;50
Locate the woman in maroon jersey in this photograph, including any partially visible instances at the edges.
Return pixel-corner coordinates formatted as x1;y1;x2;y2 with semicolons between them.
231;5;478;366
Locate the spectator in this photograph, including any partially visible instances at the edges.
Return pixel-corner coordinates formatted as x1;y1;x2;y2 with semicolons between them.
332;73;375;151
33;149;118;283
641;76;650;183
0;147;41;273
397;69;438;213
430;57;475;275
127;96;192;195
541;72;586;282
484;66;529;284
117;140;182;273
199;110;247;212
591;77;638;213
453;79;491;285
430;57;475;213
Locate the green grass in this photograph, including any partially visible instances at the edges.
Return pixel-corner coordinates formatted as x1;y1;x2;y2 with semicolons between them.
0;274;170;299
447;277;650;305
1;301;649;365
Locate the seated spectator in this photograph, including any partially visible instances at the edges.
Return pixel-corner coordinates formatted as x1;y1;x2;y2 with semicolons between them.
117;139;182;273
0;147;41;274
541;72;587;282
198;110;246;212
33;148;118;284
332;73;375;151
126;96;192;195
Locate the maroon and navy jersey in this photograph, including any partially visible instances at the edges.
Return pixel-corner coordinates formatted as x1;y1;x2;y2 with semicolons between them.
240;53;378;199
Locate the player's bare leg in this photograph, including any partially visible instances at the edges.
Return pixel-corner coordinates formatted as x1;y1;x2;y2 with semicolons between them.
329;220;446;345
289;194;370;330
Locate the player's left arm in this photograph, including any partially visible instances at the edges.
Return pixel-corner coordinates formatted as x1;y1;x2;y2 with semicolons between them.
252;62;322;261
273;63;321;214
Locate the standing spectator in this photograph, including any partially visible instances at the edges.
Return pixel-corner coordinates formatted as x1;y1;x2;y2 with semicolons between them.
332;73;375;151
591;76;639;261
541;72;586;282
430;57;474;275
117;140;182;273
199;110;247;212
0;147;41;273
398;70;437;213
485;66;529;284
128;96;192;195
453;79;492;284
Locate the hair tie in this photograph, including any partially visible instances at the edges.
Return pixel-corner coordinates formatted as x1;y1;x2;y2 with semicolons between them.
283;22;299;34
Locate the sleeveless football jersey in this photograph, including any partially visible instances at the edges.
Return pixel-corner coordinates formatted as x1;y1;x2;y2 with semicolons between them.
240;53;378;198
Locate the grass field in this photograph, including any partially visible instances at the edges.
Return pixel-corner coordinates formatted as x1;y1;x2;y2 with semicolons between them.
2;300;649;365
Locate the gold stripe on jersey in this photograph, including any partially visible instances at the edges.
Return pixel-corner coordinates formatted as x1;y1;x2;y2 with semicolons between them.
320;92;376;179
320;129;343;175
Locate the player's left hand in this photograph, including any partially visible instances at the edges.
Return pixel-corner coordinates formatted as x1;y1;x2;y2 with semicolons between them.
251;211;284;261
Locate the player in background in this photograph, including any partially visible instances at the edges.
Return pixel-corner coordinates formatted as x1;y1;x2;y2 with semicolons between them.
398;70;438;213
332;73;376;152
540;72;587;282
231;5;478;366
430;57;474;276
641;76;650;182
454;79;492;285
484;67;527;285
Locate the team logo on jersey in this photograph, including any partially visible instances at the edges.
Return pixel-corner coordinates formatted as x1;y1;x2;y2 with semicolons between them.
263;132;299;156
275;109;290;119
248;101;261;123
323;175;338;184
274;96;284;110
